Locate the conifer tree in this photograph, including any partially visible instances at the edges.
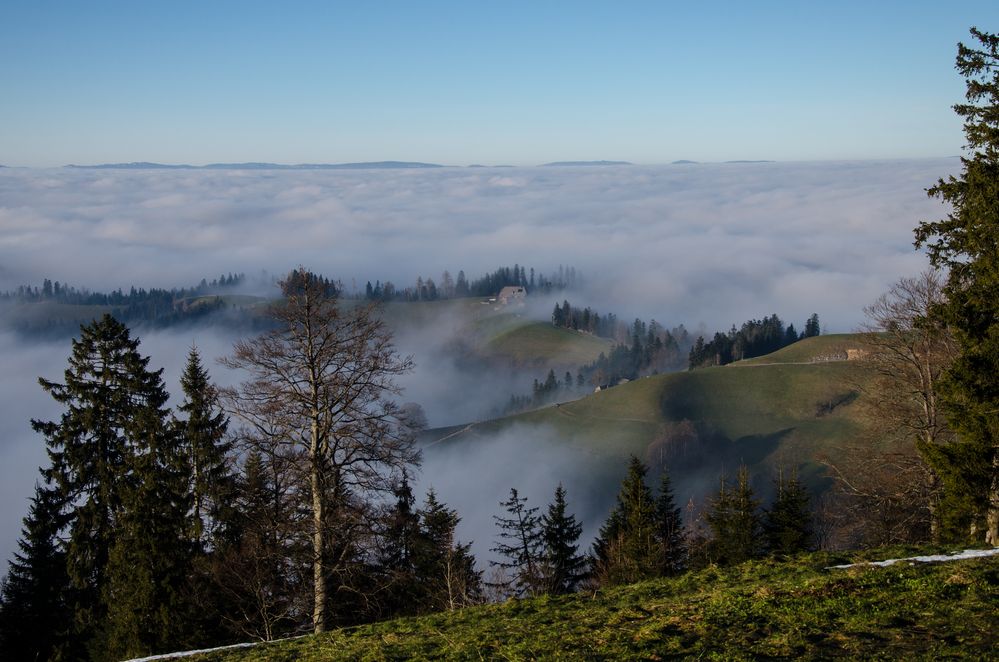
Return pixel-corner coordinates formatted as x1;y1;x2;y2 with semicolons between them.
378;477;422;615
416;490;481;611
103;404;196;659
914;28;999;545
0;484;74;661
490;488;543;598
540;484;586;594
177;347;234;549
215;449;305;641
764;469;815;556
655;469;686;576
804;313;821;338
31;314;176;654
705;467;764;565
593;456;659;585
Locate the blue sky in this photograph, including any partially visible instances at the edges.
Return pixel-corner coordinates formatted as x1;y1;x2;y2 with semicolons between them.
1;1;996;166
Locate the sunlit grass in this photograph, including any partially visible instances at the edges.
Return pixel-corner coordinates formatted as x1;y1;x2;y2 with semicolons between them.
186;549;999;661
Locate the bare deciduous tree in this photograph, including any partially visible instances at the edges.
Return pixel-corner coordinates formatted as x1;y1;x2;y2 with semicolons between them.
846;270;958;541
221;269;417;633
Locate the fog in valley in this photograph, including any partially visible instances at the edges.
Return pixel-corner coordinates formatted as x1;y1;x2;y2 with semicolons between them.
0;159;955;568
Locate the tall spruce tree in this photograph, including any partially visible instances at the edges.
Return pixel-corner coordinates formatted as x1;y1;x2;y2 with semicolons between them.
0;484;74;661
490;488;544;598
593;456;659;585
378;477;422;616
215;449;305;641
177;347;234;549
764;469;814;556
655;469;686;576
416;490;481;611
914;28;999;545
31;314;177;656
705;467;764;565
102;404;196;660
540;484;586;594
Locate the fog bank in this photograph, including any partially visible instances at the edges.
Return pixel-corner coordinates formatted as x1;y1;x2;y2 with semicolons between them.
0;159;953;331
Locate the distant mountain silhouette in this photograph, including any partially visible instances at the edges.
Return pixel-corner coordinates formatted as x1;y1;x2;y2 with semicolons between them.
672;160;698;164
66;162;196;169
540;160;632;167
65;161;445;170
724;160;776;164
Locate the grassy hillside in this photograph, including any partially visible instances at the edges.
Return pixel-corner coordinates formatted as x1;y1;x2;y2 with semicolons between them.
177;549;999;660
472;313;611;368
737;333;868;365
373;299;612;368
422;334;875;511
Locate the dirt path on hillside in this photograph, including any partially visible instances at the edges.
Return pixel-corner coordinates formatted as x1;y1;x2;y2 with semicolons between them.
552;403;657;425
727;360;846;367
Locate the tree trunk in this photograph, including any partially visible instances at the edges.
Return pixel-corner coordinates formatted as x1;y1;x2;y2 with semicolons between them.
311;428;327;633
985;448;999;546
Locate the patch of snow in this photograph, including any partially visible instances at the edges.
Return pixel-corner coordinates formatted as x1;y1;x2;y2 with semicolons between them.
124;635;306;661
827;547;999;570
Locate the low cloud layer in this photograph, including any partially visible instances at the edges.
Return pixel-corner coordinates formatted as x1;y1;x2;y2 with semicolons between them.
0;159;956;572
0;160;953;331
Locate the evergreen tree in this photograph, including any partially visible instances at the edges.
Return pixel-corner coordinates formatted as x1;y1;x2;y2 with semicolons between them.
655;469;686;576
31;314;176;654
764;469;815;556
593;456;659;585
540;484;586;594
914;28;999;545
416;490;481;611
455;270;469;297
490;488;543;598
103;404;196;660
378;477;422;615
0;484;74;661
213;449;305;641
177;347;234;548
705;467;764;565
804;313;821;338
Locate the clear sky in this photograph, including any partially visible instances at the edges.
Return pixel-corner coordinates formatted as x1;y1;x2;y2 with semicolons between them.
1;1;997;167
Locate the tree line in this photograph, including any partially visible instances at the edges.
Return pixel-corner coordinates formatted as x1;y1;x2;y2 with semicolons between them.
361;264;580;302
687;313;819;369
0;273;251;337
486;457;814;598
1;272;246;306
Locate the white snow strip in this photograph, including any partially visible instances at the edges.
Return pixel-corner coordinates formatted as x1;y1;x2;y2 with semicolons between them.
124;634;307;661
826;547;999;570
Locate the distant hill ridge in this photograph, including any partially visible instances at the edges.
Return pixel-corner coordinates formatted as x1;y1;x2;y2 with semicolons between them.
65;161;445;170
541;160;632;167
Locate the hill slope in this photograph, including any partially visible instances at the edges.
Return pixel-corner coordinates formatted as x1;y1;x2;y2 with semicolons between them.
424;335;874;504
169;549;999;660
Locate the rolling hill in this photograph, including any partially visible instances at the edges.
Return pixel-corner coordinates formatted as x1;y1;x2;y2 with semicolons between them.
423;334;876;502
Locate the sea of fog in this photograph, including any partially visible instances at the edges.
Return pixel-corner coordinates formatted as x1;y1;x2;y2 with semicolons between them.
0;159;956;569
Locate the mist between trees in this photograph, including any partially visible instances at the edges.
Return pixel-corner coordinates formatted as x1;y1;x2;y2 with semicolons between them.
0;268;821;661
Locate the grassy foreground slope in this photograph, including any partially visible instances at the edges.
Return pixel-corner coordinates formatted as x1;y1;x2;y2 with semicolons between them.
186;549;999;661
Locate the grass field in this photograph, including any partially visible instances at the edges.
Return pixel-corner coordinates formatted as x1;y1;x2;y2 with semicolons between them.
174;548;999;661
424;334;873;498
736;333;868;365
